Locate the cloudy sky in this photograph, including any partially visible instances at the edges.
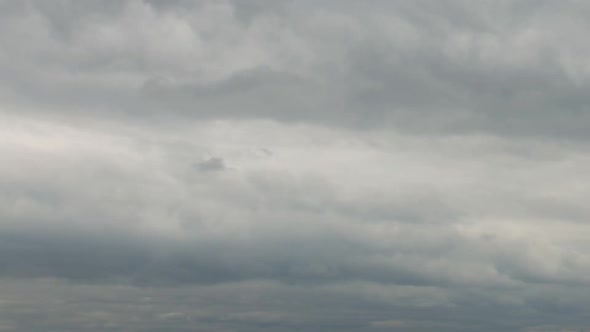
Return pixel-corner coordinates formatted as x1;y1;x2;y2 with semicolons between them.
1;0;590;331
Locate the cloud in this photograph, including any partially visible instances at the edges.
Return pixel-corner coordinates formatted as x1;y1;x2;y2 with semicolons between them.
371;320;405;328
1;1;590;137
2;116;590;289
2;1;590;331
196;157;226;172
4;102;590;332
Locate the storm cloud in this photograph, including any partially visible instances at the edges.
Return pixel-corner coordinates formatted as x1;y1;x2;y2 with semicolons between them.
1;1;590;331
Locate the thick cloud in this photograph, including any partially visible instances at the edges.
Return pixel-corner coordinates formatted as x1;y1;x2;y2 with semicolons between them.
2;115;590;331
2;1;590;331
2;0;590;136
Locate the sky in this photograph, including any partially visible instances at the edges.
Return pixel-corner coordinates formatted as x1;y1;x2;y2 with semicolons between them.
1;0;590;331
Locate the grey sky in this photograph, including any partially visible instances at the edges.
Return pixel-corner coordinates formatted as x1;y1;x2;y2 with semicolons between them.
1;1;590;331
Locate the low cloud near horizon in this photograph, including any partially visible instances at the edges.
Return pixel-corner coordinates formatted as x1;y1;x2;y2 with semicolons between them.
2;1;590;331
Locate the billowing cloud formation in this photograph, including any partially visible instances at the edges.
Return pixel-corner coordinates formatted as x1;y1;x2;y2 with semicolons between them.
3;0;590;136
1;1;590;331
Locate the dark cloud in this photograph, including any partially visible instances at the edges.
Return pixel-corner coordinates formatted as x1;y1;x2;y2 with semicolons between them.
1;0;590;137
196;157;226;172
2;1;590;331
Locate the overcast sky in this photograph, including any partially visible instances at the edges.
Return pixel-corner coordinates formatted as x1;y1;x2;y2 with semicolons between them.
2;1;590;331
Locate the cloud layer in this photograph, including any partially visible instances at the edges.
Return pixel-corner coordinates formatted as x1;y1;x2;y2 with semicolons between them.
4;0;590;135
1;1;590;331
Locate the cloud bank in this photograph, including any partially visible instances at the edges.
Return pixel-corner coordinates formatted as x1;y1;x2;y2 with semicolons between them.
1;1;590;331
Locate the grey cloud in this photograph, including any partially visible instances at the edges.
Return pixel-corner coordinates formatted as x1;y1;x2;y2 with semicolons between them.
0;279;588;332
1;0;590;137
2;1;590;331
196;157;226;172
1;118;589;290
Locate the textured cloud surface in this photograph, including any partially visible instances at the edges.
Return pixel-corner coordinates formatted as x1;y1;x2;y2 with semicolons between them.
2;1;590;331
